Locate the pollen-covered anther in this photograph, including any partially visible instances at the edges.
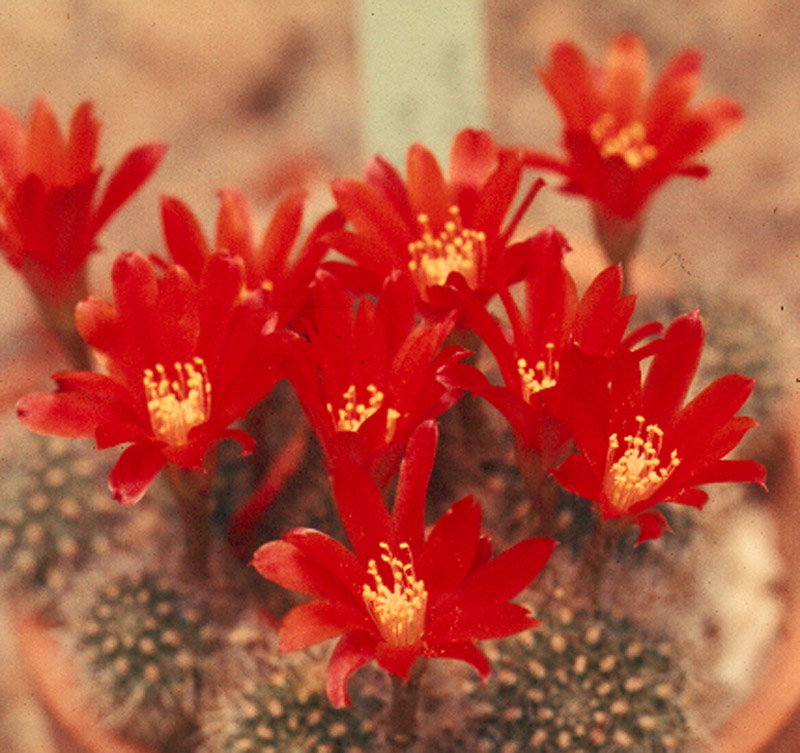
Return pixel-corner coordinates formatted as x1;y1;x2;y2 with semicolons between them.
590;113;658;170
603;415;680;512
363;542;428;646
407;205;484;287
143;357;211;446
517;343;559;401
327;383;387;433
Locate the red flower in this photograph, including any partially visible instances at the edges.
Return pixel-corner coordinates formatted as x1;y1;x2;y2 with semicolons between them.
524;35;743;220
433;230;661;467
160;188;343;327
282;269;468;486
0;99;165;303
252;422;556;706
17;251;284;505
554;311;766;543
327;128;544;306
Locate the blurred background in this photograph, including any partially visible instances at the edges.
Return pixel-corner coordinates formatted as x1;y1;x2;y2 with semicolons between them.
0;0;798;749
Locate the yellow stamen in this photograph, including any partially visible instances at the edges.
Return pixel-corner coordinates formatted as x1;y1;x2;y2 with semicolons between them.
517;343;559;401
603;416;680;512
590;113;658;170
326;383;384;432
408;205;484;287
362;542;428;646
143;358;211;446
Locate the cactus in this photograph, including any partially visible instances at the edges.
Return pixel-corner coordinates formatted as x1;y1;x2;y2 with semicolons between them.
67;569;218;748
466;604;696;752
0;430;126;601
198;638;382;753
637;285;789;426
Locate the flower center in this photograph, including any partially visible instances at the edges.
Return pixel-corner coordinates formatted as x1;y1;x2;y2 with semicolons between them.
590;113;658;170
327;383;384;432
408;205;484;287
362;542;428;647
143;358;211;447
517;343;559;401
603;416;680;512
326;383;401;440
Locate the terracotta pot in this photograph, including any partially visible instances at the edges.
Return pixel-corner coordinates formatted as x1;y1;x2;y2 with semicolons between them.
12;612;156;753
713;415;800;753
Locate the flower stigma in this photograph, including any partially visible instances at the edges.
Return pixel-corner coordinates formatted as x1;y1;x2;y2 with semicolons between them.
517;343;559;401
362;542;428;646
408;205;484;287
590;113;658;170
143;358;211;446
603;415;680;512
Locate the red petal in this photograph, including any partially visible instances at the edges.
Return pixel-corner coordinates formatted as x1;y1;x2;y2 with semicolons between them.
448;129;498;198
326;632;377;708
572;265;633;356
668;374;755;454
539;42;600;129
279;601;373;653
324;230;394;284
427;601;535;644
0;106;26;186
406;143;449;229
67;101;100;180
689;459;766;490
553;454;601;502
332;178;411;255
108;442;165;505
604;34;649;123
645;49;702;140
454;537;556;605
376;270;417;357
642;310;703;426
332;462;392;563
668;487;708;509
251;538;359;604
424;642;491;681
254;190;305;286
93;143;166;232
375;644;423;681
364;154;414;226
283;528;366;601
28;99;67;182
419;496;482;599
160;195;209;281
391;421;437;554
16;390;123;438
635;509;671;545
214;188;255;264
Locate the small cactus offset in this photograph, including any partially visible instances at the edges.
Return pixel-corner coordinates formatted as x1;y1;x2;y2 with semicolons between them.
0;430;125;600
68;569;218;748
199;650;382;753
467;604;695;752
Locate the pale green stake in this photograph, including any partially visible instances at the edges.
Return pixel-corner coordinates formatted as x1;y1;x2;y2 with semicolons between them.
355;0;488;165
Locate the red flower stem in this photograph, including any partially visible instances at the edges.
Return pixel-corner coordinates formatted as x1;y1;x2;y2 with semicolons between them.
387;659;427;750
514;438;558;538
591;204;642;293
28;269;92;370
580;517;629;603
164;463;216;581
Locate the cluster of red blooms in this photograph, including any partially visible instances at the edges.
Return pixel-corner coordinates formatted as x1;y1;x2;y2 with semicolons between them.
11;36;763;708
